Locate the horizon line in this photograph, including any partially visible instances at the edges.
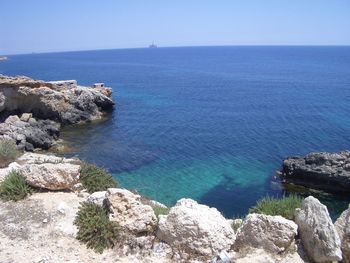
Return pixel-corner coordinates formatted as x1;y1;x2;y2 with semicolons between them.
3;44;350;56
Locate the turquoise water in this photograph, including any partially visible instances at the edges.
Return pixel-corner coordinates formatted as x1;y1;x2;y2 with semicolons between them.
1;46;350;217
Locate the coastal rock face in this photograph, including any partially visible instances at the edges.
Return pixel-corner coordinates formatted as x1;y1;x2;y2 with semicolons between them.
234;213;298;253
282;151;350;192
0;75;114;125
295;196;342;263
106;188;157;234
0;153;80;190
0;114;60;150
335;205;350;263
156;198;235;260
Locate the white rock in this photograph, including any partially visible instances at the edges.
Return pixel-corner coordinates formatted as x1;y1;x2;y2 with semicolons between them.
106;188;157;234
87;191;107;206
17;152;77;164
20;162;80;190
57;202;68;215
295;196;342;262
156;198;235;260
20;113;33;122
335;204;350;263
234;213;297;253
0;162;21;182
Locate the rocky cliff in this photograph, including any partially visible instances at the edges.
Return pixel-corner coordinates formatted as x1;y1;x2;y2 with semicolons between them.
0;75;114;124
0;75;115;150
281;151;350;193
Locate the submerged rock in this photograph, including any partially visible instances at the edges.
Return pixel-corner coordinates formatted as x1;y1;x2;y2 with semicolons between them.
156;198;235;260
234;213;298;253
0;75;114;125
0;114;60;150
295;196;342;263
335;205;350;263
281;151;350;193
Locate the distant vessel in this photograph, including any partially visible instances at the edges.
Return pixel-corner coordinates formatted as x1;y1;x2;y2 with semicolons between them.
149;42;158;48
0;56;8;61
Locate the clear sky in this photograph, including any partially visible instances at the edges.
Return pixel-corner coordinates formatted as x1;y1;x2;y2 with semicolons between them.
1;0;350;54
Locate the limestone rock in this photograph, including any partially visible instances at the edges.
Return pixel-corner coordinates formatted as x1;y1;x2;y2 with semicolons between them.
295;196;342;262
281;151;350;193
20;113;32;122
20;162;80;190
156;198;235;260
0;161;21;182
0;115;60;151
106;188;157;234
335;205;350;263
234;213;297;253
0;153;80;190
87;191;107;206
0;75;114;125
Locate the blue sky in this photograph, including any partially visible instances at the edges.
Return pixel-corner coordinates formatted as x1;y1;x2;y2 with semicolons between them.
1;0;349;54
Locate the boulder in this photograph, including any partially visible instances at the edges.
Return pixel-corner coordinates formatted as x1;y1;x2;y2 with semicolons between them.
335;205;350;263
106;188;157;234
234;213;298;253
87;191;107;206
0;115;60;151
20;113;32;122
295;196;342;262
281;151;350;193
0;153;80;190
156;198;235;260
20;162;80;190
0;75;114;125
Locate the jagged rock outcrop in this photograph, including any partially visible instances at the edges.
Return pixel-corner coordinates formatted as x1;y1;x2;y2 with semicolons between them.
0;75;114;125
335;205;350;263
156;198;235;260
234;213;298;254
0;114;60;151
106;188;157;234
295;196;342;263
281;151;350;193
0;152;80;190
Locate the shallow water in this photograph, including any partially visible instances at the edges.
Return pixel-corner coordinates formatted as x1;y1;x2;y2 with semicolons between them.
1;46;350;217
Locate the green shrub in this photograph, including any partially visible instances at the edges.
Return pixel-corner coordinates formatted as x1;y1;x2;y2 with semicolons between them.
0;140;19;168
0;171;33;201
153;205;170;218
74;202;120;253
231;217;244;232
80;162;117;193
249;195;302;220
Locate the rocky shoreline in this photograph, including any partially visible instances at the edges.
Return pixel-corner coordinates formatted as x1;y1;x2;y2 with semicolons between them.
1;152;349;262
281;151;350;193
0;75;350;262
0;75;114;151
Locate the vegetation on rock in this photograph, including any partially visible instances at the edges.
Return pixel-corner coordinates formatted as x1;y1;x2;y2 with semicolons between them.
0;171;33;201
79;162;117;193
249;195;302;220
231;218;243;232
0;140;19;168
153;205;170;218
74;201;120;253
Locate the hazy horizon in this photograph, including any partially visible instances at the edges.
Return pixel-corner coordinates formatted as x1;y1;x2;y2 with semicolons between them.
1;0;350;55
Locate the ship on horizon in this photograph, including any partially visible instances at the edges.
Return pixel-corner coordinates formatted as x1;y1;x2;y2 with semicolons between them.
149;42;158;48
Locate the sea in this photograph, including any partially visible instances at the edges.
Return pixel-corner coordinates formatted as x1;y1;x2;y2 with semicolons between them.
1;46;350;218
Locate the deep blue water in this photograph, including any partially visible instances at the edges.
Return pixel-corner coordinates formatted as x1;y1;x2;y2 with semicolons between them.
1;46;350;217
